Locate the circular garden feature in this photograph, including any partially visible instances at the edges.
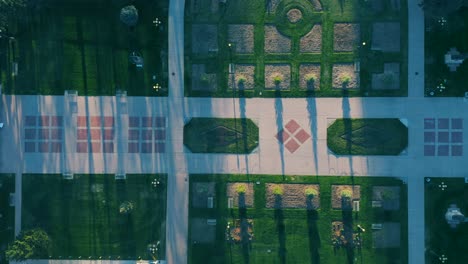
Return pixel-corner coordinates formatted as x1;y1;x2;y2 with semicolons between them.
286;9;302;23
274;0;321;38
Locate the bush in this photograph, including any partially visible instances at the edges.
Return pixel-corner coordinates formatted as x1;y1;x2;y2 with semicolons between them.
273;74;283;85
272;185;284;195
341;74;351;85
341;189;352;198
6;229;51;261
305;187;318;197
236;184;247;194
119;201;134;214
120;5;139;26
237;75;247;85
304;73;316;84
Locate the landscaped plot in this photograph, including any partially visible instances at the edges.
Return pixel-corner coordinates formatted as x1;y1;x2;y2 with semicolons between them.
184;118;259;153
2;0;168;96
185;0;407;97
22;174;167;260
188;174;408;264
327;118;408;155
0;174;15;263
425;7;468;96
425;177;468;263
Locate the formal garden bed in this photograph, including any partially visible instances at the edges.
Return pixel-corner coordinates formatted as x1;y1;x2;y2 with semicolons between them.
0;174;15;263
327;118;408;155
1;0;169;96
21;174;167;260
183;118;259;153
425;177;468;263
188;174;408;263
185;0;407;97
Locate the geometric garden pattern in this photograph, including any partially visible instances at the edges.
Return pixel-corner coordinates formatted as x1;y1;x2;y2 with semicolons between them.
424;118;463;156
275;119;311;153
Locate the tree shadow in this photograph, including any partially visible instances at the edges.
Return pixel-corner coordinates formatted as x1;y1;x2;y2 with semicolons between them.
238;192;250;263
274;195;286;263
306;207;320;264
306;90;319;176
238;90;250;177
274;90;286;179
341;89;355;180
342;198;355;264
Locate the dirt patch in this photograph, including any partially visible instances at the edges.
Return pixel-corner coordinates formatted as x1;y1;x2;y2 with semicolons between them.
299;64;321;90
265;64;291;90
331;185;361;209
310;0;323;11
372;186;400;210
191;64;217;91
192;182;216;208
227;64;255;90
287;9;302;23
332;63;359;89
228;24;254;54
266;183;320;209
191;218;216;243
371;63;400;90
266;0;281;13
192;24;218;54
372;22;400;52
264;25;291;53
226;183;254;208
334;23;360;52
300;24;322;53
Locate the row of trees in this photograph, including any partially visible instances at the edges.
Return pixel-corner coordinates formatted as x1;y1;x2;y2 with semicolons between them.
420;0;468;17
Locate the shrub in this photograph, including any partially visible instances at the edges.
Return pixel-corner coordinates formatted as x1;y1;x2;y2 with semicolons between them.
272;185;284;195
305;187;318;197
237;75;247;85
119;201;134;214
6;229;51;261
120;5;139;26
236;184;247;194
273;74;283;85
341;74;351;85
305;73;316;84
341;189;352;198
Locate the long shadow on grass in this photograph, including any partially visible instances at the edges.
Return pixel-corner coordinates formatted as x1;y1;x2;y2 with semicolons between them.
239;193;250;263
342;198;355;264
275;91;286;178
306;199;320;264
341;90;355;179
238;90;250;177
274;195;287;263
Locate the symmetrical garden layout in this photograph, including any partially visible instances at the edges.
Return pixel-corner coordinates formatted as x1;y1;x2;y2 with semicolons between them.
185;0;407;97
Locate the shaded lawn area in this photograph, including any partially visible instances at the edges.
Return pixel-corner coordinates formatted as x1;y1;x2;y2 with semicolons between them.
425;177;468;263
2;0;168;96
0;174;15;263
425;7;468;97
189;174;408;264
21;174;167;260
184;118;259;153
327;118;408;155
185;0;407;97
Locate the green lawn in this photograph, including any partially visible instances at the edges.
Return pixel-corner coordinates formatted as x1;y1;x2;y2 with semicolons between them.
425;177;468;263
1;0;168;96
184;118;259;153
21;174;167;260
425;7;468;97
189;174;408;264
327;118;408;155
0;174;15;263
185;0;408;97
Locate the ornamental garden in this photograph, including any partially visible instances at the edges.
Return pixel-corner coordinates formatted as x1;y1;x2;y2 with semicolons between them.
185;0;407;97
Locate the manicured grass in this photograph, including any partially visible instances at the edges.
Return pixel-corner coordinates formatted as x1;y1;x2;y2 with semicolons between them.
327;118;408;155
425;177;468;263
188;174;408;264
1;0;168;96
22;174;167;260
184;118;259;153
185;0;408;97
424;7;468;97
0;174;15;263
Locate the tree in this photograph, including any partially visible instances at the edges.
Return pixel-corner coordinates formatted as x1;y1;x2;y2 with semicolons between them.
420;0;468;17
120;5;139;27
6;229;51;261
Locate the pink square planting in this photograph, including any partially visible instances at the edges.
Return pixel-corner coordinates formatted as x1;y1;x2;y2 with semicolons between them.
142;130;153;140
77;142;88;153
39;116;49;126
285;138;300;153
77;129;88;140
77;116;87;127
128;129;140;140
128;142;139;153
89;116;101;127
39;129;49;139
142;117;153;127
285;120;300;133
50;129;63;140
295;129;310;144
104;117;114;127
90;129;101;140
90;142;101;153
129;116;140;127
50;116;63;127
103;129;114;140
154;130;166;140
103;142;114;153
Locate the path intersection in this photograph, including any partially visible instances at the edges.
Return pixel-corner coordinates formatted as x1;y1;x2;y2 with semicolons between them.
0;0;466;264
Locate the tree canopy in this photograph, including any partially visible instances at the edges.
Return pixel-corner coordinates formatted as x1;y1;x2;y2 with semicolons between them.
6;229;51;261
120;5;139;27
421;0;468;17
